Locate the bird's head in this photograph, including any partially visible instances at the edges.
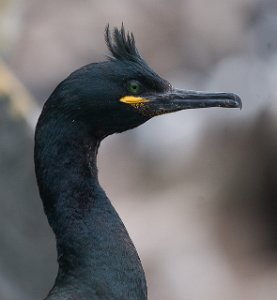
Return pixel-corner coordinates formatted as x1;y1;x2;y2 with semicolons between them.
44;25;241;139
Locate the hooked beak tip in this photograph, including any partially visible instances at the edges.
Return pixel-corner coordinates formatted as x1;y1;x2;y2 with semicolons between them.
228;93;242;110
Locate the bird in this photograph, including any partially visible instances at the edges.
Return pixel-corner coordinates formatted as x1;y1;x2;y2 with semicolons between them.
34;25;241;300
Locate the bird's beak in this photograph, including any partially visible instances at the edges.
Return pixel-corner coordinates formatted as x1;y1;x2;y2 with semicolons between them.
142;88;242;116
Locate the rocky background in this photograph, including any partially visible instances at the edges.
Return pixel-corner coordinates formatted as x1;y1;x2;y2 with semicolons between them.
1;0;277;299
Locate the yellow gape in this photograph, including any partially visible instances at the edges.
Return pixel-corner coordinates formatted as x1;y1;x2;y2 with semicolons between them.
120;96;150;108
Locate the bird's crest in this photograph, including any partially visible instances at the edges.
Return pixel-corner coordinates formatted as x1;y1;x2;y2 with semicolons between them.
105;24;143;63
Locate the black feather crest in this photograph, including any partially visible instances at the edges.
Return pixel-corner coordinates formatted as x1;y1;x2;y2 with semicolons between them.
105;24;143;63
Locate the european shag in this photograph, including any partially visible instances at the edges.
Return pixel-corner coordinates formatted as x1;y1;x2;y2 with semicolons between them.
34;25;241;300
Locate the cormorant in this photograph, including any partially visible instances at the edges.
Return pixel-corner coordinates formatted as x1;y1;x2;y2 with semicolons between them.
34;25;241;300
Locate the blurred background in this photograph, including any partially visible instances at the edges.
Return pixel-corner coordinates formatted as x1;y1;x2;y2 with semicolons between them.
1;0;277;299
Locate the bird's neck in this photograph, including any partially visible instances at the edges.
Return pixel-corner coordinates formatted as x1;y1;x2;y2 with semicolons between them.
35;116;147;299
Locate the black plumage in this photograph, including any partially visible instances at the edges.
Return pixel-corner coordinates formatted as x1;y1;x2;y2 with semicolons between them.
34;25;241;300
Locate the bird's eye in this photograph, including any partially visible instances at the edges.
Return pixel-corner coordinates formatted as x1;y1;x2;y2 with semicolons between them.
127;80;142;95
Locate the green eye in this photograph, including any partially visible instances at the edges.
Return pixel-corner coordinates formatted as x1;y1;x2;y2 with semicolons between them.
127;80;141;95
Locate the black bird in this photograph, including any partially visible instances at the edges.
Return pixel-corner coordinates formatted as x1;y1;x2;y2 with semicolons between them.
35;25;241;300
